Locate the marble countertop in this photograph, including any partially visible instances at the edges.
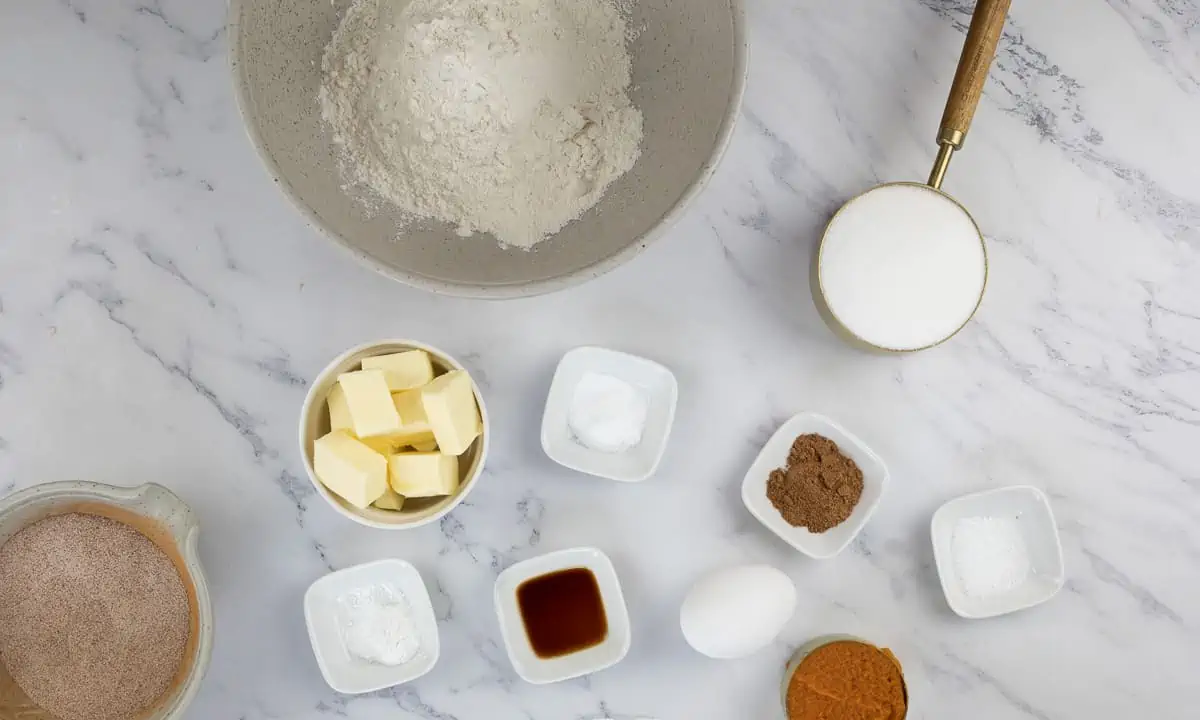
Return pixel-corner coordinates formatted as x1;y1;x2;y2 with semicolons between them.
2;0;1198;717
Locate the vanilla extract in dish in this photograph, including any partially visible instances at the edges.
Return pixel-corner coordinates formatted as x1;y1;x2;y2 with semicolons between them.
516;567;608;659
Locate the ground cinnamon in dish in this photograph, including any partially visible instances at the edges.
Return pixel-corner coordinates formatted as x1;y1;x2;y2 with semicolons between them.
786;640;907;720
766;434;864;533
0;513;191;720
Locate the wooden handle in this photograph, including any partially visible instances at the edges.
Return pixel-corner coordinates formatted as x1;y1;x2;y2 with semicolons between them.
938;0;1012;148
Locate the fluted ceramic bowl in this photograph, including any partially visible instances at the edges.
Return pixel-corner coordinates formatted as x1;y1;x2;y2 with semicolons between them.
229;0;747;297
0;481;213;720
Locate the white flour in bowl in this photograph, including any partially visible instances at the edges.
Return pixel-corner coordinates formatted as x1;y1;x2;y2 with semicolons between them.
319;0;643;249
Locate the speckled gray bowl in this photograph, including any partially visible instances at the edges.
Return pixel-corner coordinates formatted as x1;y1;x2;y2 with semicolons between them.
0;482;213;720
229;0;746;297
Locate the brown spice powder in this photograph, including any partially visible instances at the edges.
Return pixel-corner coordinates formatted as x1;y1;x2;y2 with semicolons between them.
786;640;907;720
0;513;191;720
766;434;864;533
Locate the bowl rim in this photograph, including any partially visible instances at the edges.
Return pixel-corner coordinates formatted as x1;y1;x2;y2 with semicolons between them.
226;0;749;298
298;339;490;530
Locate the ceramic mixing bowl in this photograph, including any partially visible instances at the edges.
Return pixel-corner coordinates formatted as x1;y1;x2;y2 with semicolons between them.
228;0;746;297
0;481;213;720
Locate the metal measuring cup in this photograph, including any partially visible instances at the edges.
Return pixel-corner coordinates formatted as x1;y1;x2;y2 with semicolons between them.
814;0;1012;352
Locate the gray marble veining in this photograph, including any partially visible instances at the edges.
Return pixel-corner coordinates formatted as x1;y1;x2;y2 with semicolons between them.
2;0;1199;717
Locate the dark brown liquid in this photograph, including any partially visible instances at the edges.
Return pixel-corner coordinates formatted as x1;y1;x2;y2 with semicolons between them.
516;567;608;659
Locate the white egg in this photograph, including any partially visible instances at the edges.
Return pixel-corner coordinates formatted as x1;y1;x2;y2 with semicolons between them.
679;564;796;659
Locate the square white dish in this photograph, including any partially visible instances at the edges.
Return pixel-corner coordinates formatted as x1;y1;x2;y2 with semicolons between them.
931;485;1065;619
741;412;888;559
541;346;678;482
494;547;632;684
304;558;440;694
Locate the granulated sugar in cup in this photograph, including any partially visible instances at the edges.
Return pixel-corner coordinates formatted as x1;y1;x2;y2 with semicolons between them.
814;0;1010;352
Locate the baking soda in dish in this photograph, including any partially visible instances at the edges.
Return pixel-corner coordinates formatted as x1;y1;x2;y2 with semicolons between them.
568;371;648;453
337;583;422;666
951;515;1031;599
820;184;986;350
320;0;643;248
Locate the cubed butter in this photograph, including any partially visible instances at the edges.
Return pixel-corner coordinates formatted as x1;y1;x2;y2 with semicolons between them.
326;383;353;433
372;485;406;511
388;452;459;498
390;389;436;446
420;371;481;455
410;440;438;452
313;430;388;509
338;369;402;438
361;435;402;455
361;350;435;392
355;392;434;454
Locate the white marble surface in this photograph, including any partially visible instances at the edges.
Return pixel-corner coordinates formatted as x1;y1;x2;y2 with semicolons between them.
1;0;1198;717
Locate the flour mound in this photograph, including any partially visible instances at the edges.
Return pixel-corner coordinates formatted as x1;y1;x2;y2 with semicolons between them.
319;0;644;249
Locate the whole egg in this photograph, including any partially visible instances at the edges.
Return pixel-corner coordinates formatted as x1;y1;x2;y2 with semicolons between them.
679;564;797;659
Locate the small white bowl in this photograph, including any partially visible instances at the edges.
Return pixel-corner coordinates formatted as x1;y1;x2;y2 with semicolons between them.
299;339;489;529
541;346;678;482
303;558;440;694
494;547;632;684
741;413;888;559
931;485;1065;619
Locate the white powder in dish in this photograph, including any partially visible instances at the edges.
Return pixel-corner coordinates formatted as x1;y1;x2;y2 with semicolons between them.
337;583;422;666
319;0;644;248
568;371;648;453
951;515;1031;600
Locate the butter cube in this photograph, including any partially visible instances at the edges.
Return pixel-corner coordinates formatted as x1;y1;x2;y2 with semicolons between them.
361;350;435;392
372;485;406;511
361;435;402;455
338;369;401;438
390;389;436;446
420;371;481;456
326;383;353;433
410;440;438;452
313;431;388;508
354;391;434;454
388;452;459;498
